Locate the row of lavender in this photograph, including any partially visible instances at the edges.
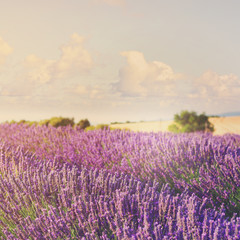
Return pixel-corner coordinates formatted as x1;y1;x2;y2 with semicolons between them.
1;123;239;215
0;123;239;238
0;146;239;239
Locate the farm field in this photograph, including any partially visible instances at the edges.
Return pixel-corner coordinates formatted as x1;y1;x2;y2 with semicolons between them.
110;116;240;135
0;123;239;239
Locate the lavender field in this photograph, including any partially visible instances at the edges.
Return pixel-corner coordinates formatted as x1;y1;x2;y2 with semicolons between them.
0;123;239;239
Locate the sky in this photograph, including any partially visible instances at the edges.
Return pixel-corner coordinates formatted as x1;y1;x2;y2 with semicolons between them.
0;0;240;124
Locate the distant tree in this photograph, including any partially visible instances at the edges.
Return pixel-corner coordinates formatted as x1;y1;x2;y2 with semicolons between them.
8;120;17;124
110;121;122;124
168;110;214;133
77;119;90;129
18;120;27;124
8;120;36;126
39;117;75;127
50;117;75;127
85;124;110;131
28;121;38;126
18;120;37;126
39;119;50;127
95;124;109;130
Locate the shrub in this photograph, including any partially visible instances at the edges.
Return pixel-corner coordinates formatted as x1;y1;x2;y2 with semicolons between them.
85;124;109;131
39;117;75;127
77;119;90;129
38;119;50;127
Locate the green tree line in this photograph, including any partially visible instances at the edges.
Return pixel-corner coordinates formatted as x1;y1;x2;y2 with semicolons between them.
7;117;91;130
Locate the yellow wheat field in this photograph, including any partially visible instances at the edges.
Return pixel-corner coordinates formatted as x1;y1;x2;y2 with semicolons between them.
110;116;240;135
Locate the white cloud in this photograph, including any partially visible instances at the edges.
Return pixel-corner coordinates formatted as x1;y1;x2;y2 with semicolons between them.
73;84;104;99
75;85;89;95
0;37;13;65
23;33;93;83
115;51;182;97
54;33;93;78
0;76;34;97
194;70;240;99
23;54;54;83
93;0;126;7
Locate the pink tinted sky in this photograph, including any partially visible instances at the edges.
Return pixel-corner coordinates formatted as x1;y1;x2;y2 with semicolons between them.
0;0;239;124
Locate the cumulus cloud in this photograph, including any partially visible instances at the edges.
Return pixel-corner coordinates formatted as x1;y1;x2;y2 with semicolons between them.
23;33;93;83
194;70;240;99
93;0;126;7
115;51;182;97
54;34;93;78
73;84;104;99
0;37;13;65
23;55;54;83
0;82;32;97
